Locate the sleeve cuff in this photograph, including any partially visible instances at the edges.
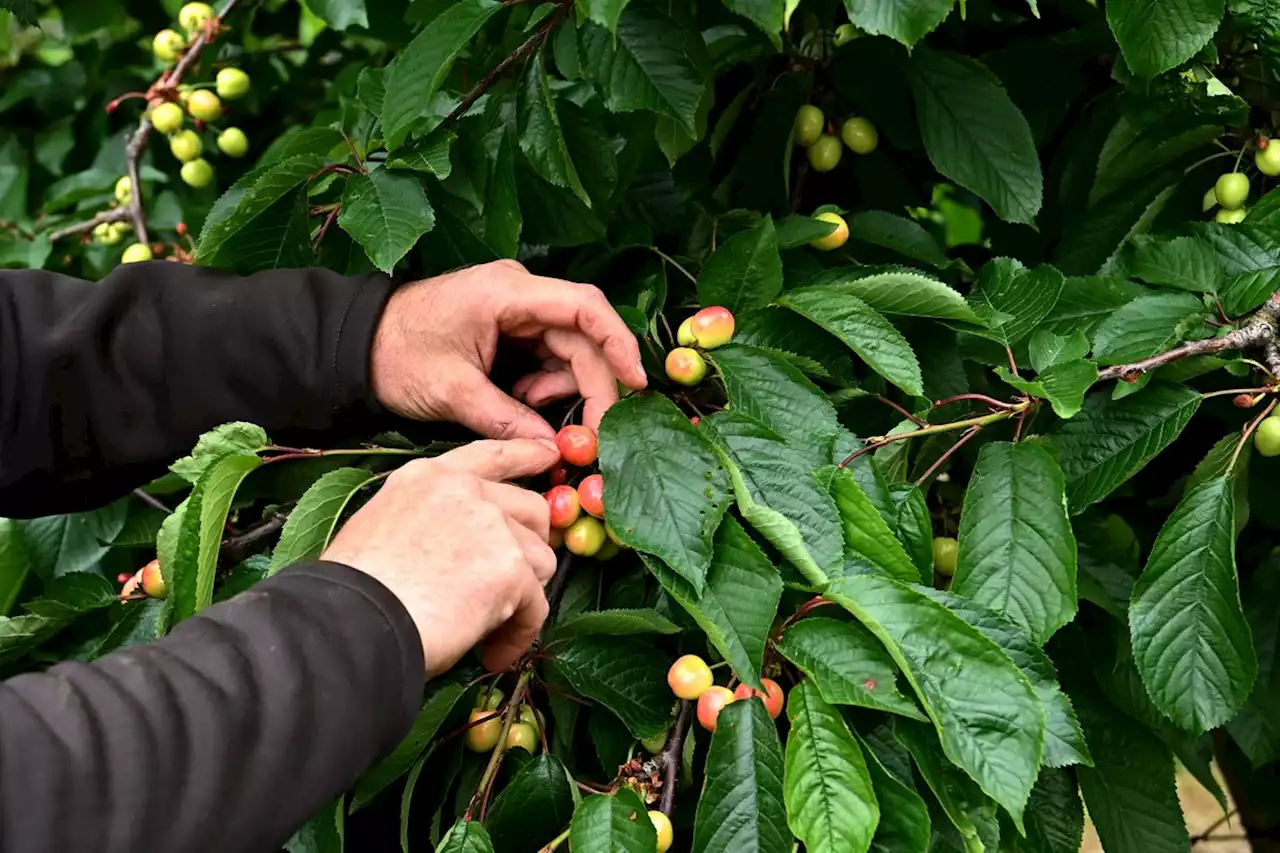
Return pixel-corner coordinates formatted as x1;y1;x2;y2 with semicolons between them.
332;273;399;417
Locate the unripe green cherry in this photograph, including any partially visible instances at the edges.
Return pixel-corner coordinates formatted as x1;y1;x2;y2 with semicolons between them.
121;242;152;263
170;129;203;163
1255;416;1280;456
109;221;131;239
179;2;216;33
150;102;185;135
690;305;735;349
216;67;251;100
677;316;696;346
833;23;859;46
810;211;848;251
807;135;842;172
1215;172;1250;210
1216;207;1248;225
641;730;669;754
152;29;186;62
115;176;133;205
181;158;214;188
665;347;707;386
186;89;223;122
841;116;879;154
217;127;249;158
933;536;959;577
1202;187;1218;212
475;686;504;711
94;222;120;245
564;516;606;556
1256;143;1280;177
506;722;538;752
793;105;824;148
465;709;502;753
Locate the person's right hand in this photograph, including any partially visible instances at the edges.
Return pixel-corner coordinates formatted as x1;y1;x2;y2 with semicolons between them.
321;439;560;678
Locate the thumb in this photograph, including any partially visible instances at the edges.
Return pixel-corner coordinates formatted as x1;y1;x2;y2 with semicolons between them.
452;368;558;441
435;438;561;482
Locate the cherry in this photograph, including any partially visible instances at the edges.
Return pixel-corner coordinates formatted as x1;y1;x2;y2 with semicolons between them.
140;559;167;599
793;105;824;148
152;29;186;62
217;127;249;158
605;523;623;547
690;416;700;426
594;539;621;561
933;536;959;577
649;810;674;853
549;527;564;550
697;686;736;732
150;102;185;135
833;23;858;46
577;474;604;518
465;709;502;753
216;67;251;101
677;317;696;346
518;704;541;732
115;176;133;205
690;306;735;349
1203;187;1218;212
178;2;216;32
556;425;598;467
180;158;214;188
732;677;785;720
546;485;581;529
1255;417;1280;457
641;730;668;754
665;347;707;386
564;516;606;556
121;243;153;263
1257;143;1280;177
506;722;538;752
549;467;569;487
807;135;842;172
475;686;504;711
841;117;879;155
667;654;714;699
93;222;120;246
1234;393;1258;408
810;212;848;251
186;89;223;122
170;130;203;163
1216;207;1247;225
1215;172;1250;210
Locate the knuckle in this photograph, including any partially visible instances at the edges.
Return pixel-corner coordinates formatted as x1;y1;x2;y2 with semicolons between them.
493;258;527;274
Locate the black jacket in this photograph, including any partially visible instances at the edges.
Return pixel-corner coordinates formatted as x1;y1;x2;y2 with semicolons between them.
0;262;424;852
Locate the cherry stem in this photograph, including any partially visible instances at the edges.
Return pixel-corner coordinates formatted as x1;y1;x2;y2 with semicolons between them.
914;425;982;487
838;402;1030;468
650;247;698;286
932;393;1018;411
467;670;533;822
875;395;928;427
1229;397;1278;475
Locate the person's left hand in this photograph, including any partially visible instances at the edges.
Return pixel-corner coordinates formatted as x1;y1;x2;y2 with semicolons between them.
370;259;648;439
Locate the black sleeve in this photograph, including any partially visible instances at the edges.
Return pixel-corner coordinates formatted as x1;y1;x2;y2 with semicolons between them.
0;262;397;518
0;560;424;853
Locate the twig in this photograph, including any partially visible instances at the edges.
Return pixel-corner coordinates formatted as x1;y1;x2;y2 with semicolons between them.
48;207;131;242
1190;809;1238;843
876;395;928;427
442;8;566;127
537;829;571;853
132;488;172;514
650;247;698;286
838;402;1030;468
658;700;694;816
1229;398;1278;475
542;551;575;636
932;393;1018;411
914;426;982;487
220;513;288;562
467;671;533;822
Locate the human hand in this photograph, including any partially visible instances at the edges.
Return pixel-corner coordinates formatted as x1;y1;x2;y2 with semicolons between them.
321;439;560;677
370;259;648;440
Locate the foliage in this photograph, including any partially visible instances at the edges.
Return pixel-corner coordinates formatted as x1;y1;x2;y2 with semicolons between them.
5;0;1280;850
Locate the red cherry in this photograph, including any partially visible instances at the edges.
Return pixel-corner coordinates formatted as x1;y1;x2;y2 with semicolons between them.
690;306;736;349
732;677;785;720
546;485;581;529
690;416;700;426
556;425;598;467
549;467;569;487
697;686;736;732
578;474;604;518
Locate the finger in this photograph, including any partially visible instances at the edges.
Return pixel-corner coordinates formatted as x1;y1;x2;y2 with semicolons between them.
435;436;561;482
519;369;579;408
482;480;551;540
448;367;558;441
482;581;549;672
543;329;619;434
497;278;647;390
509;521;557;581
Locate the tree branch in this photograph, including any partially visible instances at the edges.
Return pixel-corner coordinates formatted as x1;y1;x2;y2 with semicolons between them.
658;699;694;816
48;207;131;242
220;513;288;563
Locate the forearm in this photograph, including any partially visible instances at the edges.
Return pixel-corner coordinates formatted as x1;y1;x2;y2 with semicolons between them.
0;561;423;853
0;263;396;517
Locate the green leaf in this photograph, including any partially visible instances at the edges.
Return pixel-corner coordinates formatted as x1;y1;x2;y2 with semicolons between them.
779;286;923;397
893;720;1000;852
578;0;633;33
720;0;785;49
908;49;1043;225
569;790;657;853
20;503;127;581
1225;558;1280;766
170;422;270;484
1091;292;1206;365
1049;383;1202;513
702;411;844;586
381;0;504;144
797;267;981;324
386;130;455;177
967;259;1065;347
488;131;524;257
351;679;470;810
707;344;841;462
776;617;927;720
1192;223;1280;314
485;755;575;853
841;0;954;47
1128;235;1222;292
548;608;681;642
308;0;368;29
284;797;343;853
1129;477;1256;733
826;573;1044;828
518;51;589;206
642;517;782;690
693;700;789;853
861;728;931;853
549;636;673;738
775;214;838;249
197;156;323;271
887;484;934;584
268;468;379;576
0;519;30;616
171;454;264;623
436;821;495;853
1188;432;1251;534
845;212;951;269
599;394;731;593
732;307;857;386
579;7;706;136
999;361;1098;420
1029;330;1090;372
954;442;1078;645
696;215;783;313
784;680;880;853
0;614;64;665
1044;276;1145;336
1015;769;1085;853
339;169;435;273
829;468;921;584
1107;0;1225;78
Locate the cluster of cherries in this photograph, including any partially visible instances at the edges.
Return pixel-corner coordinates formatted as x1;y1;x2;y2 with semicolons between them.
792;103;879;174
664;306;736;387
665;654;785;732
547;425;625;558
